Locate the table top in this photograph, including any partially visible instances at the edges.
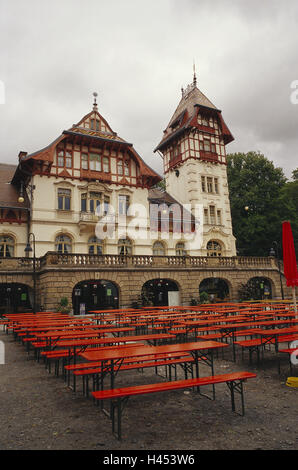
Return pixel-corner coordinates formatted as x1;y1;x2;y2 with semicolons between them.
54;332;176;348
80;340;229;362
253;326;298;336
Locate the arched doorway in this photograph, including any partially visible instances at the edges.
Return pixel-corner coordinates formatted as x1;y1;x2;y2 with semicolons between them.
240;277;272;301
199;278;230;301
142;279;180;306
0;283;32;314
72;280;119;315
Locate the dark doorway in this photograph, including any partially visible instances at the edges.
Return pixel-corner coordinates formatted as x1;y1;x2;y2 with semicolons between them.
142;279;179;306
199;278;230;301
72;280;119;315
0;283;32;315
245;277;272;300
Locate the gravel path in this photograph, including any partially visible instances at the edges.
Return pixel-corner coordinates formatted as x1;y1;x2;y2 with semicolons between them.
0;327;297;452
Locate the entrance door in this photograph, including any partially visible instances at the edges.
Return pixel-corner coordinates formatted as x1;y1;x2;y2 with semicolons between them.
0;283;32;315
72;280;119;315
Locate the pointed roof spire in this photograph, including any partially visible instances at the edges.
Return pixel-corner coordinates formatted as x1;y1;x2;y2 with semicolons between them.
193;61;197;87
92;92;98;111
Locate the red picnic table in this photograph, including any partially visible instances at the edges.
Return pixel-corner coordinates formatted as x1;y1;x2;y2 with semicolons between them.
80;340;230;398
252;326;298;352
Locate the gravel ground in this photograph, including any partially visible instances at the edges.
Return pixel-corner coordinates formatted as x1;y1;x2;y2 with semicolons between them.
0;326;297;454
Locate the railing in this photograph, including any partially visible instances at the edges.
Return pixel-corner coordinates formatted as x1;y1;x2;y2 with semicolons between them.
0;253;281;271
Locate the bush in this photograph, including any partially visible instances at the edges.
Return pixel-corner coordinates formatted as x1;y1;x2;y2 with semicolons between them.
199;291;209;303
56;297;71;314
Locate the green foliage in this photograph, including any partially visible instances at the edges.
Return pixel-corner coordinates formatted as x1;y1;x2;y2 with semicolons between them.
56;297;71;313
226;151;298;256
292;168;298;181
199;291;209;304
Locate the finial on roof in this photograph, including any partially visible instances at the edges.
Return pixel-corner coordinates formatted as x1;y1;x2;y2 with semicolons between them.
93;92;98;111
193;61;197;87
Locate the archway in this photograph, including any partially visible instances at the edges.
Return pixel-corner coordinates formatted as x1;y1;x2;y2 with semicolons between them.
199;278;230;302
0;283;32;314
240;277;272;301
142;279;180;306
72;279;119;315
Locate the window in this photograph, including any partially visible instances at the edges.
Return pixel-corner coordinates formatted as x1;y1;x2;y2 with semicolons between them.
81;193;87;212
153;241;166;256
207;240;222;257
202;116;208;127
89;153;101;171
57;149;72;168
118;195;130;215
214;178;219;194
200;140;216;153
58;188;71;211
201;176;219;194
118;238;132;255
55;235;72;253
88;236;103;255
204;140;211;152
201;176;206;192
89;192;101;214
80;192;110;215
103;157;109;173
175;242;186;256
81;154;88;170
124;159;130;176
0;235;15;257
209;205;216;225
90;119;100;131
117;160;123;175
207;177;213;193
204;209;209;225
217;210;222;225
104;195;110;215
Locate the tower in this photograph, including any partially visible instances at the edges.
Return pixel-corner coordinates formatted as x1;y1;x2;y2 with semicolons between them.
154;73;236;257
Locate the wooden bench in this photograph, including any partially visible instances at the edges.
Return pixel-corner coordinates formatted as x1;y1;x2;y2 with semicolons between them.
92;371;257;439
234;339;263;364
235;333;298;364
73;355;195;395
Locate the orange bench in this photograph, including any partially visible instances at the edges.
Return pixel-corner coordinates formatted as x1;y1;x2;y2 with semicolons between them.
92;371;257;439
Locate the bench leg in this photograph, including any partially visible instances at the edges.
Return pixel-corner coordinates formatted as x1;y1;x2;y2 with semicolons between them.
110;397;129;440
226;380;245;416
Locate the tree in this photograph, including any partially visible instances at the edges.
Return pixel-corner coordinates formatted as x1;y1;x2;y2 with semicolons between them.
227;151;287;256
292;168;298;181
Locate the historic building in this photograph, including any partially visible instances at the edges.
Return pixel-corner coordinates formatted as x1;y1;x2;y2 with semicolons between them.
0;79;287;313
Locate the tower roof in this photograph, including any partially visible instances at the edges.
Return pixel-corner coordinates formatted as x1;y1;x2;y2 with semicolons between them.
154;77;233;152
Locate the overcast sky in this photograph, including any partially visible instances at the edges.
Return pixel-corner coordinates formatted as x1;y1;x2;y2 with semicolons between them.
0;0;298;179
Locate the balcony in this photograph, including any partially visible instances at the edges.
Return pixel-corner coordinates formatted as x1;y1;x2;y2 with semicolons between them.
0;253;281;273
200;151;219;163
78;211;100;234
169;154;182;170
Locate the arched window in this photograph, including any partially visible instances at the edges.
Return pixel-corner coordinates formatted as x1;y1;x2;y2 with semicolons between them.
88;236;103;255
175;242;186;256
118;238;132;255
207;240;222;257
153;241;166;256
55;235;72;254
0;235;15;257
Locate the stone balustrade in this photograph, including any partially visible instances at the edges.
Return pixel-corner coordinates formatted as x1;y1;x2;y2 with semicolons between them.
0;252;280;272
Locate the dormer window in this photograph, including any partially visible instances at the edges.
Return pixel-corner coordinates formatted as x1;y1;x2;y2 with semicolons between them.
90;118;100;131
202;116;208;127
57;149;72;168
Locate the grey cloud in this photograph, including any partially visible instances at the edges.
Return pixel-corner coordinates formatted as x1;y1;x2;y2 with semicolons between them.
0;0;298;179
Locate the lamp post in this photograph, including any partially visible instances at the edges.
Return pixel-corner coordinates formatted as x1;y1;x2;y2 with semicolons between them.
25;233;37;314
269;241;284;300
